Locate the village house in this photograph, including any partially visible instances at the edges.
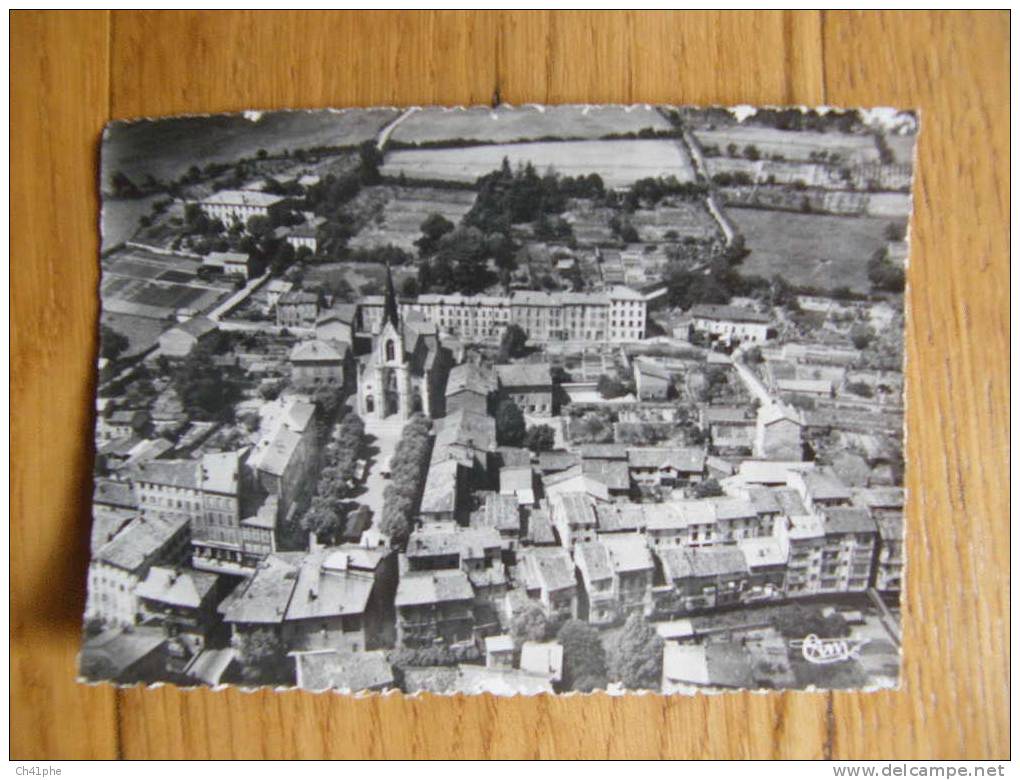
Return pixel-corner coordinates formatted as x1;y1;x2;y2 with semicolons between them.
547;491;599;549
657;545;750;613
573;541;616;625
134;566;225;663
633;358;671;401
688;304;771;346
202;250;254;280
315;304;358;346
517;547;578;620
91;478;139;549
484;635;515;669
405;523;503;574
284;222;320;254
791;469;853;512
276;290;319;328
394;568;476;648
158;317;218;359
543;463;610;503
196;189;285;225
754;404;804;461
79;626;170;685
602;533;655;618
221;546;396;655
628;447;706;488
500;464;536;506
495;363;554;416
737;537;789;601
593;502;646;535
472;492;524;555
873;513;904;593
246;398;318;525
97;409;149;444
289;338;351;388
444;362;497;416
581;458;631;500
816;507;878;594
85;514;191;627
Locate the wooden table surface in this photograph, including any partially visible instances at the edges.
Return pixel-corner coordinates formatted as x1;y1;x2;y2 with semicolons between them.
11;11;1009;760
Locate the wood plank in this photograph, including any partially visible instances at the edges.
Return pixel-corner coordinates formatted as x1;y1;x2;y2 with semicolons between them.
10;10;120;760
821;10;1010;759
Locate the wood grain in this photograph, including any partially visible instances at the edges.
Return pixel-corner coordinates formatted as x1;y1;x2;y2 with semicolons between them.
10;10;1008;759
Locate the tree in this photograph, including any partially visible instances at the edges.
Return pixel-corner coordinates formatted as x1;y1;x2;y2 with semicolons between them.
300;494;345;545
495;399;527;447
235;627;287;684
850;323;875;350
415;212;456;257
557;619;608;692
100;325;130;361
691;478;724;498
400;276;420;298
597;374;629;400
510;602;549;649
498;323;529;361
358;140;383;184
608;613;665;690
524;424;556;453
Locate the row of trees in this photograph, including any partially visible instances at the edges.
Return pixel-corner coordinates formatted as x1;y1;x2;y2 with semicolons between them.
297;411;367;547
378;414;434;546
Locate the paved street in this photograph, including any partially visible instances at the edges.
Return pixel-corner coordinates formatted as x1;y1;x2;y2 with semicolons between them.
358;418;406;529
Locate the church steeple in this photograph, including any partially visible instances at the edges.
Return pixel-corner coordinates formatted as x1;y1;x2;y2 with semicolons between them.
382;261;400;329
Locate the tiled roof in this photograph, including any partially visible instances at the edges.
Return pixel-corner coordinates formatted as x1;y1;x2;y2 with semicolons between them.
420;460;461;515
549;491;597;529
689;304;770;324
628;447;705;472
823;507;877;535
95;515;188;573
495;363;553;388
634;358;671;380
166;316;218;340
445;363;497;398
575;541;613;582
578;443;629;460
519;548;575;593
582;459;630;491
537;450;581;474
524;508;557;545
220;553;304;624
738;537;789;569
406;524;501;559
128;459;199;489
285;548;377;621
290;339;347;363
93;478;137;509
594;503;645;533
135;566;219;609
395;569;474;607
601;533;654;573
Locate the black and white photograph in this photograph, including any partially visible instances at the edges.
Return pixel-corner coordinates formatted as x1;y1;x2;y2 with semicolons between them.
81;103;915;695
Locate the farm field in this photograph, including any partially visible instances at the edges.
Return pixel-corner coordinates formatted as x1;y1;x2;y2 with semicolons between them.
101;246;227;319
694;126;881;163
866;192;913;218
389;104;673;145
103;108;399;191
728;207;899;294
380;139;697;188
347;186;477;252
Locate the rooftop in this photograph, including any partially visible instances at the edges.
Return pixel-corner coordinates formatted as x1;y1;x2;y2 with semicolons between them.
689;304;771;324
135;566;219;609
200;189;285;208
495;363;553;388
95;515;188;573
395;569;474;607
628;447;706;472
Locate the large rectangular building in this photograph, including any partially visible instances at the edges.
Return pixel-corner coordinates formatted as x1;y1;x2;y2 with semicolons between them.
362;287;648;344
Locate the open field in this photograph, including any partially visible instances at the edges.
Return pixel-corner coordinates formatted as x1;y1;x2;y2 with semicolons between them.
694;126;881;163
304;261;419;298
347;186;477;252
380;139;696;188
103;108;399;191
728;207;899;293
390;105;673;145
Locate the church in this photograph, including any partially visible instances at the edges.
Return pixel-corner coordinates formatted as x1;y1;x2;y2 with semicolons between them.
356;267;451;421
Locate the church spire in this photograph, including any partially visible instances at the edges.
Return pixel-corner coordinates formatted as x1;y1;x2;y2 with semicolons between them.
382;261;400;328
